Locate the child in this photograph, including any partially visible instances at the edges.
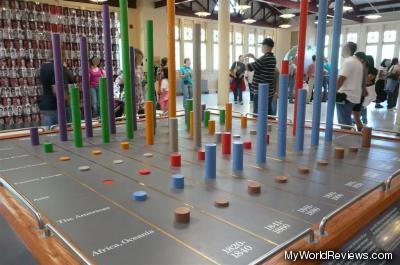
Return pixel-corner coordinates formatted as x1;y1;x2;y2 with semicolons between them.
159;67;169;113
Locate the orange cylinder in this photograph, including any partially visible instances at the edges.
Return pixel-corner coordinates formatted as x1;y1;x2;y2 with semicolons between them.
241;115;247;128
225;103;232;131
189;111;194;139
208;120;215;135
145;101;154;145
167;0;176;117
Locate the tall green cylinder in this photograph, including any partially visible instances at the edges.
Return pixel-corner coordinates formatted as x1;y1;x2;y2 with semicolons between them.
219;109;226;125
145;20;156;133
203;110;210;128
99;77;110;143
69;86;83;148
186;99;193;130
119;0;133;139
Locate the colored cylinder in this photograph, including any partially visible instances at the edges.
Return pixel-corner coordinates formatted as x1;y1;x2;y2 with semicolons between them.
51;33;67;141
362;127;372;148
145;20;156;131
170;153;181;167
219;109;225;125
185;99;193;129
256;84;268;165
225;103;232;131
193;23;202;148
172;174;184;189
243;140;252;150
69;86;83;148
295;89;307;152
277;73;289;157
208;120;215;135
222;132;231;155
167;0;176;117
145;101;154;145
79;37;92;138
129;47;137;131
189;111;194;139
281;60;289;75
169;117;179;152
30;127;39;146
99;78;110;144
43;142;53;153
132;191;147;202
201;104;206;121
102;4;116;134
204;111;210;128
232;141;243;172
198;150;205;160
241;115;247;128
119;0;133;139
325;0;343;142
293;0;309;136
204;144;216;180
215;132;222;143
311;0;328;146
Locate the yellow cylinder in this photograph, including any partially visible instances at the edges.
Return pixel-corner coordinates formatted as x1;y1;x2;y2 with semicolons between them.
145;101;154;145
225;103;232;131
189;111;194;139
120;141;130;150
241;115;247;128
208;120;215;135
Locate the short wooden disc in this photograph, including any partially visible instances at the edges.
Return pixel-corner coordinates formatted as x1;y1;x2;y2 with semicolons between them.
248;181;261;194
298;165;310;174
59;156;70;161
334;147;345;159
92;149;102;155
214;198;229;208
174;207;190;224
349;146;359;153
275;176;288;183
317;160;329;166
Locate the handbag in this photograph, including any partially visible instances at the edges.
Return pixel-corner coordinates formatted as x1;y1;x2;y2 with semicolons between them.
336;92;347;102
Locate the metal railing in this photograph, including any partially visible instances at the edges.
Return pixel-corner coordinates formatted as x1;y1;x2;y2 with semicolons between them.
249;228;316;265
386;169;400;190
46;224;93;265
318;181;386;236
0;177;45;230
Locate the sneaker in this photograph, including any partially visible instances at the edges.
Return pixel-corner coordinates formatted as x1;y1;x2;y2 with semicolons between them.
289;100;294;104
239;102;243;105
234;101;238;104
375;103;383;109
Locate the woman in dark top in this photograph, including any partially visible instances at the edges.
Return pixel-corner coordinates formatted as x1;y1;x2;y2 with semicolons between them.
230;55;246;105
375;59;390;108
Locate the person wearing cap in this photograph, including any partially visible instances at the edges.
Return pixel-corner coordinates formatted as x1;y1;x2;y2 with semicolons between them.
245;38;278;115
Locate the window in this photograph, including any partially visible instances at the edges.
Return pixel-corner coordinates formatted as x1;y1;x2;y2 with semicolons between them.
235;32;243;62
384;30;396;42
183;26;193;65
213;30;219;71
366;31;379;64
346;32;357;43
175;25;180;69
367;31;379;43
257;34;264;57
201;28;206;70
324;35;330;59
381;30;396;62
366;45;378;64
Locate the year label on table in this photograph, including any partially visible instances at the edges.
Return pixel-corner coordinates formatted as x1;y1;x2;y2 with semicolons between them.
221;241;253;259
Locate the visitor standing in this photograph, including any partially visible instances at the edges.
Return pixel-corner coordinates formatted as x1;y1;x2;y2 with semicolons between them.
385;58;400;111
180;58;193;109
230;55;245;104
89;56;105;118
375;59;390;108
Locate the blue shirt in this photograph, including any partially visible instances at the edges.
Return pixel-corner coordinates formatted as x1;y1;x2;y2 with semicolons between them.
180;66;192;85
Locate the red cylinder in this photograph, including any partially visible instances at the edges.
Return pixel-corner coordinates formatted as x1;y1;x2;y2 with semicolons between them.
170;153;181;167
281;60;289;75
197;150;205;160
243;141;252;150
221;132;231;155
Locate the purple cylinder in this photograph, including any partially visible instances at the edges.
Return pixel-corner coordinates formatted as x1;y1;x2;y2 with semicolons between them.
102;4;116;134
130;47;137;131
51;33;67;141
30;127;39;146
80;37;93;138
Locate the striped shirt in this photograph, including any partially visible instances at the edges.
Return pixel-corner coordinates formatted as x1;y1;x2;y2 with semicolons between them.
250;52;277;96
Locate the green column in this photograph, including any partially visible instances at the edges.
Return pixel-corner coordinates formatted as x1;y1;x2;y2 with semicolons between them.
119;0;133;139
186;99;193;130
203;110;210;128
145;20;156;132
99;77;110;143
219;109;226;125
69;86;83;148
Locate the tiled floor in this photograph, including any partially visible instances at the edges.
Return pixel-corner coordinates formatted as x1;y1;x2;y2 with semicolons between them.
176;91;400;132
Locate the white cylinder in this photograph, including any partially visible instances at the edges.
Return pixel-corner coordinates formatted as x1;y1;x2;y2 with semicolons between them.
217;0;230;106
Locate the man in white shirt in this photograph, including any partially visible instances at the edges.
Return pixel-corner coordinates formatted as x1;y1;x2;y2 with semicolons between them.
335;42;364;127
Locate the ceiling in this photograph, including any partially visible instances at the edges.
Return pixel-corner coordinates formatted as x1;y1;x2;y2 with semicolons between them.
153;0;400;27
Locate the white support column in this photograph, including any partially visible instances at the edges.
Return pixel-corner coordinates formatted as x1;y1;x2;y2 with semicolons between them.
217;0;230;105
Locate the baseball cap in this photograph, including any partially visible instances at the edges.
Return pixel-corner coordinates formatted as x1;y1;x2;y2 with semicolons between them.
260;38;274;48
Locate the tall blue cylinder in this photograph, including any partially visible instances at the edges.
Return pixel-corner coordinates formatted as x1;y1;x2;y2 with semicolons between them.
311;0;328;146
256;84;268;165
325;0;343;142
295;89;307;152
277;75;288;157
232;142;243;172
204;144;216;179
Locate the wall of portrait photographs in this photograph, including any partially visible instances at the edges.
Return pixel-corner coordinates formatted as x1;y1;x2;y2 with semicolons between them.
0;0;121;130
